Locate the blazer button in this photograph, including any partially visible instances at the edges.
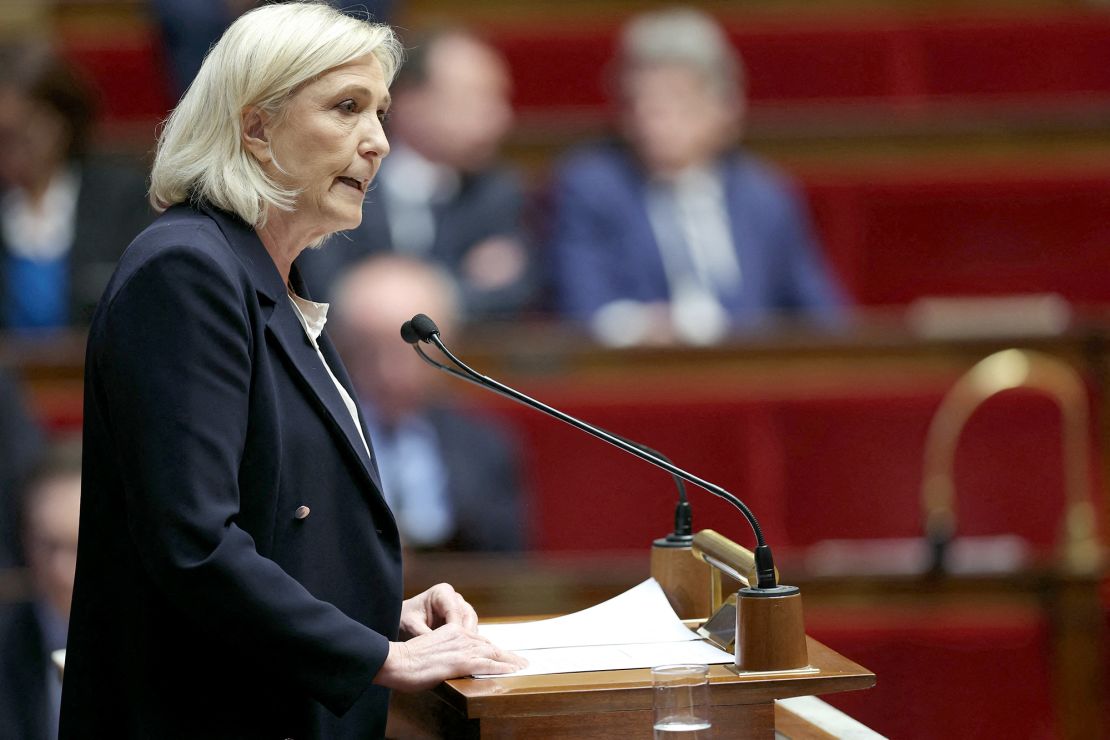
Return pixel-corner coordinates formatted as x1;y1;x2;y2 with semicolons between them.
294;505;311;520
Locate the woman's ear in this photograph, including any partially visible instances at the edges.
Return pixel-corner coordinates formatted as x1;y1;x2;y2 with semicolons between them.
241;106;273;165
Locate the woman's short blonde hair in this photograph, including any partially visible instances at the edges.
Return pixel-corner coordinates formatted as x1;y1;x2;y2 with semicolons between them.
149;2;402;227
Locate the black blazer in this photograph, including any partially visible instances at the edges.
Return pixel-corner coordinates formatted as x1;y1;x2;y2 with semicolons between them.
60;202;403;739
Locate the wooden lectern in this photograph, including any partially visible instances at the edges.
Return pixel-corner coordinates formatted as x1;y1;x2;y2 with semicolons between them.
390;531;876;738
390;636;873;738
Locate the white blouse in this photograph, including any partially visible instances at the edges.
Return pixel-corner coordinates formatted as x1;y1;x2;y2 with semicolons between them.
286;291;372;460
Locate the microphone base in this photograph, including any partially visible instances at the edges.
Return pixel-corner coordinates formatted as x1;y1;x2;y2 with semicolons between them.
653;533;694;548
735;585;809;673
651;538;712;620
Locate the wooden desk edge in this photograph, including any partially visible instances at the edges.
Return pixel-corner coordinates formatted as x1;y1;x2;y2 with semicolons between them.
432;636;874;720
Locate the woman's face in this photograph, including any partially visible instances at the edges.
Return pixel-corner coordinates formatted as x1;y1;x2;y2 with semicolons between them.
259;53;391;236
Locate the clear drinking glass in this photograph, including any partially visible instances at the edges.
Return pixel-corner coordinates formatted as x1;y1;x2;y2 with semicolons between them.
652;663;711;739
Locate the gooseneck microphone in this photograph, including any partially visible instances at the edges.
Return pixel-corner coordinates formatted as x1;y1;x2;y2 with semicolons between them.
400;313;777;590
402;317;693;541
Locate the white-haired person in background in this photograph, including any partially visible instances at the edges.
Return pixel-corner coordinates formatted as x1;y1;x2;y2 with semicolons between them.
549;7;847;346
60;4;524;739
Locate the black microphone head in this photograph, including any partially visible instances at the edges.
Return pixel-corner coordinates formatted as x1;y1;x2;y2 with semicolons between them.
410;313;440;342
399;320;420;345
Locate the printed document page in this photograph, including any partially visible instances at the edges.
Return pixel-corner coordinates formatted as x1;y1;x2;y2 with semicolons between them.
475;578;733;677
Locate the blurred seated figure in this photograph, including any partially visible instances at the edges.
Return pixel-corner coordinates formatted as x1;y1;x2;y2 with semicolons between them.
297;28;537;318
0;438;81;740
548;8;846;346
0;369;44;568
0;42;152;331
149;0;260;96
150;1;396;96
330;255;527;551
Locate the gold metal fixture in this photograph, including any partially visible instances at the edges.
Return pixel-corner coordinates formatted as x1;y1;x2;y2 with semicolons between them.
922;348;1101;574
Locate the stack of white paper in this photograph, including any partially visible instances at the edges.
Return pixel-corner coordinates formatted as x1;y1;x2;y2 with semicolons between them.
476;578;734;677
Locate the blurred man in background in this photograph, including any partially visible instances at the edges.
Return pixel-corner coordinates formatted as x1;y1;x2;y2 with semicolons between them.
298;28;538;318
0;439;81;740
548;8;845;346
150;0;397;96
330;255;527;551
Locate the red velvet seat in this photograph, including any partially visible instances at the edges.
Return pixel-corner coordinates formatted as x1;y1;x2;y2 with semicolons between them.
55;11;1110;129
478;383;1084;555
490;11;1110;113
808;604;1056;740
804;169;1110;307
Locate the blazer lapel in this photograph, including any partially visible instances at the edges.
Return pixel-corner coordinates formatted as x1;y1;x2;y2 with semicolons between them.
201;203;385;501
265;302;384;495
314;327;383;487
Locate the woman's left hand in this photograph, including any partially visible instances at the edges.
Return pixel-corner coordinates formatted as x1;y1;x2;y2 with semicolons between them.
398;583;479;639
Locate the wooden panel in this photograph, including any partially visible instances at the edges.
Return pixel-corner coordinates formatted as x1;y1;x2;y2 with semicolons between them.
476;702;771;739
388;688;479;739
437;638;873;716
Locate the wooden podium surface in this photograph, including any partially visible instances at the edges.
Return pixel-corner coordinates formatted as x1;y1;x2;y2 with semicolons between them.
389;636;875;739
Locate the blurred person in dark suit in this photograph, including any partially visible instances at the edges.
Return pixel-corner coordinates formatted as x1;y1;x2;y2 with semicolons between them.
0;438;81;740
151;0;397;96
297;27;538;318
0;370;45;569
0;42;152;331
548;8;845;346
330;254;527;552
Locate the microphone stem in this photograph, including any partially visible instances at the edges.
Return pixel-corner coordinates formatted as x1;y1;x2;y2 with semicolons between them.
416;345;693;537
426;336;771;554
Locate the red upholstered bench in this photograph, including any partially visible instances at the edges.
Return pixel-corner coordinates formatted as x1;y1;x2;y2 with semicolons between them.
804;167;1110;308
491;11;1110;114
477;385;1088;554
807;603;1056;739
56;9;1110;133
58;25;175;130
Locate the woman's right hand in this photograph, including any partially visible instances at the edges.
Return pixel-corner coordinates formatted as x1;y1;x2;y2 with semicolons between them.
372;624;527;692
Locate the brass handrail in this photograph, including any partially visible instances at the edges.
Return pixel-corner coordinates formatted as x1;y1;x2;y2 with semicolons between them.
922;348;1101;574
692;529;779;612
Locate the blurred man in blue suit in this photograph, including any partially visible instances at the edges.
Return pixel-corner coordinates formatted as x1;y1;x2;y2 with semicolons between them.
549;8;846;346
151;1;397;96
